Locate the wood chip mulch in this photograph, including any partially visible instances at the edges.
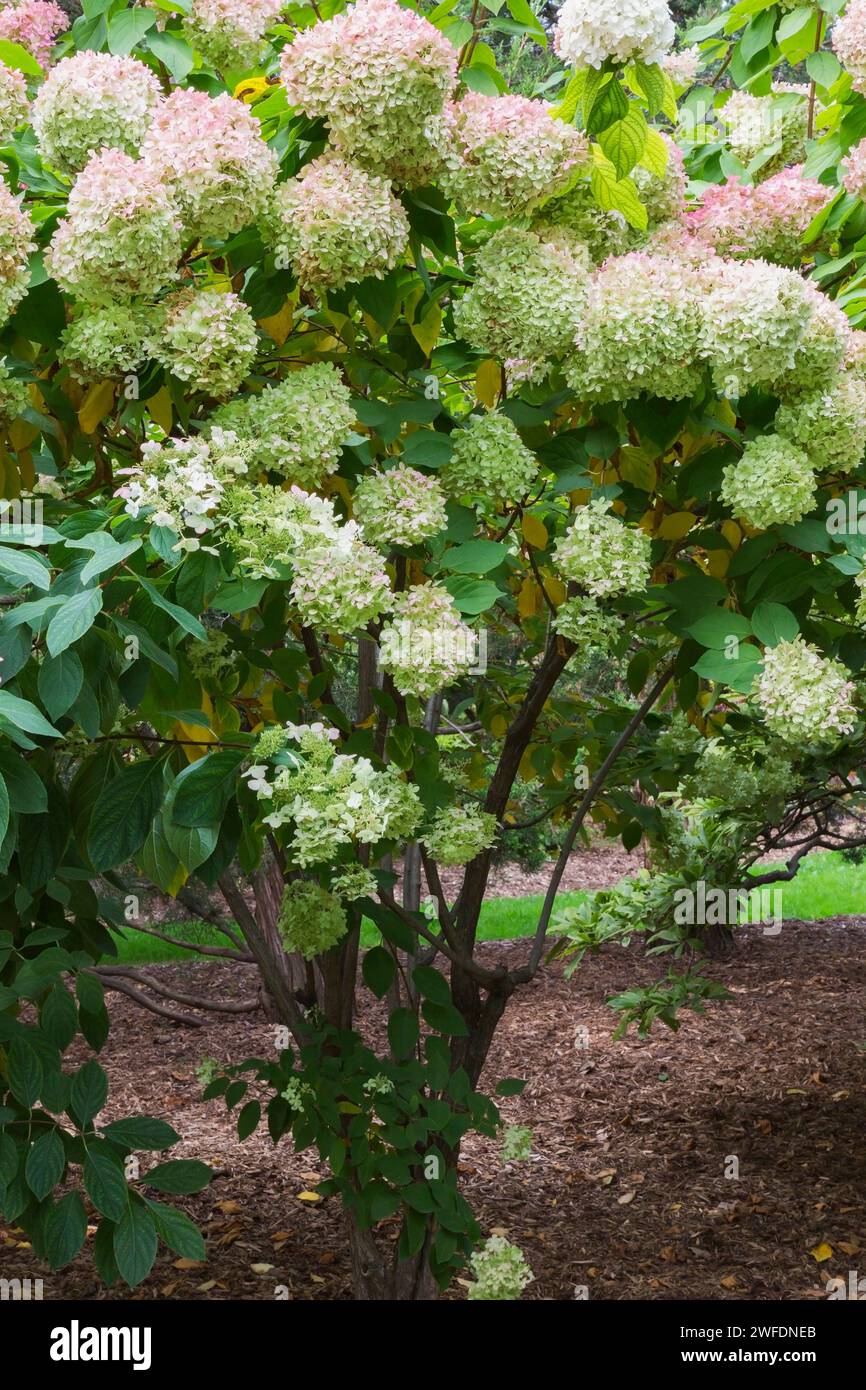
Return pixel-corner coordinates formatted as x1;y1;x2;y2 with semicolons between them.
2;916;865;1301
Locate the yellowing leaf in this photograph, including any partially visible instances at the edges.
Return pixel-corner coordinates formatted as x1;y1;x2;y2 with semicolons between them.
258;298;294;346
638;126;669;178
517;576;541;618
522;513;549;549
619;444;656;491
810;1242;833;1263
656;510;695;541
720;1274;738;1290
475;358;501;409
8;418;37;451
706;548;730;578
546;576;566;607
147;386;173;436
297;1191;322;1203
77;379;115;435
234;76;271;103
410;303;442;358
720;519;741;551
490;713;508;738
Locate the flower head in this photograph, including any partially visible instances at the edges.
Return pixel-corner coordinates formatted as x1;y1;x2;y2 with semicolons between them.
455;225;590;367
720;435;816;529
0;179;35;324
210;362;355;488
442;412;537;501
32;52;161;175
422;802;497;865
468;1236;533;1301
142;88;277;240
155;289;258;400
279;0;456;185
567;252;705;404
354;465;447;548
46;148;182;304
379;584;477;699
0;0;68;68
264;154;409;292
753;638;857;744
184;0;283;72
442;92;588;218
554;498;652;599
553;0;674;70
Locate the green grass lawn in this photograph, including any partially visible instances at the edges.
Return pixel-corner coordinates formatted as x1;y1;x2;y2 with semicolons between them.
107;848;866;966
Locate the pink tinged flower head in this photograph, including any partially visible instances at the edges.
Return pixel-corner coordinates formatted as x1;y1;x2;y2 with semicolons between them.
691;167;832;266
45;147;183;303
0;178;35;324
32;51;162;175
442;92;589;218
0;63;29;145
184;0;283;71
842;136;866;199
279;0;457;184
0;0;68;68
142;88;277;241
833;0;866;95
265;153;409;292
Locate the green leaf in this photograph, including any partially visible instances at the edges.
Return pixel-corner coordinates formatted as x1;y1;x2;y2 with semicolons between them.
0;773;8;854
0;38;42;75
412;964;451;1006
631;60;665;116
421;1000;469;1036
750;601;799;647
70;1059;109;1124
142;1159;212;1195
41;985;78;1051
586;76;629;135
37;650;85;721
740;7;778;63
171;750;244;827
387;1007;420;1058
363;945;396;999
441;539;509;574
44;1191;87;1269
146;1198;205;1261
0;691;62;739
139;576;206;639
598;106;648;180
25;1129;65;1201
0;546;50;591
146;29;194;81
107;6;157;54
102;1116;180;1151
46;588;103;658
237;1100;261;1141
0;747;47;813
590;160;648;231
114;1201;158;1287
805;49;841;87
8;1036;42;1107
692;646;763;694
64;533;141;585
93;1217;121;1285
495;1077;528;1096
84;1152;129;1222
686;609;753;649
87;758;167;870
443;575;501;615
